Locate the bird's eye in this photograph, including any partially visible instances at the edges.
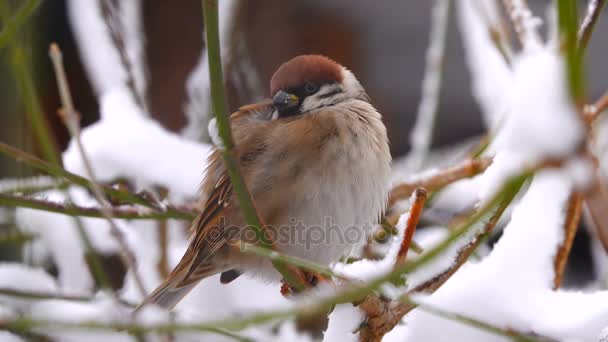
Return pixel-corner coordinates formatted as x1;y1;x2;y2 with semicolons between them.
304;82;319;94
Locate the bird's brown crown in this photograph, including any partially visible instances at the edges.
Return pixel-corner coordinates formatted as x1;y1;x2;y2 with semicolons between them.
270;55;343;97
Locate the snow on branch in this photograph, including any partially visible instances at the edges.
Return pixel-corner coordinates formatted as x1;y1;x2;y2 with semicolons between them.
68;0;148;108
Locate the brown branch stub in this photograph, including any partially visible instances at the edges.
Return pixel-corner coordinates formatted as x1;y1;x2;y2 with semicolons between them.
395;188;427;268
389;157;492;208
553;192;583;289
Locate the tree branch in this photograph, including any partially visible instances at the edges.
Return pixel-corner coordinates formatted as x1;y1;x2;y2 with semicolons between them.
0;141;196;220
0;192;195;220
389;157;492;208
395;188;427;267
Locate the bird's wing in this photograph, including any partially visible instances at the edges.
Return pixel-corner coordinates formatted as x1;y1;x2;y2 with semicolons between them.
137;102;274;310
182;100;275;280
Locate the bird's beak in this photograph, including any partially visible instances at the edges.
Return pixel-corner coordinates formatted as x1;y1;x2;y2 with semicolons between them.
272;90;300;112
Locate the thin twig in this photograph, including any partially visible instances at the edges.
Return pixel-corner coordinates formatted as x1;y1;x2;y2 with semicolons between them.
0;192;195;220
49;43;147;298
157;220;170;278
0;287;136;307
395;188;427;267
470;0;513;64
202;0;307;290
0;142;196;220
239;243;346;281
410;193;511;293
0;6;116;293
500;0;542;49
0;0;42;50
578;0;608;53
389;157;492;208
0;176;62;195
99;0;147;109
0;318;254;342
358;176;522;341
553;192;583;289
558;0;585;109
3;22;62;165
406;0;451;171
584;90;608;124
2;173;529;340
0;230;36;245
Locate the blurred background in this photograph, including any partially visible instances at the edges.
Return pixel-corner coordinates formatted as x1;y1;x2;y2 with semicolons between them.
1;0;607;283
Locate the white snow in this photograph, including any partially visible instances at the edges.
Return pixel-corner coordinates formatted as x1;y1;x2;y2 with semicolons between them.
3;1;605;341
28;294;132;342
458;0;513;128
402;171;608;341
0;263;58;309
323;304;364;342
0;332;25;342
68;0;147;108
62;88;211;199
478;47;584;203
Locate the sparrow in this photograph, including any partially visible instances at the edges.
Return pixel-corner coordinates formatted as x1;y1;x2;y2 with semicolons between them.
138;55;391;310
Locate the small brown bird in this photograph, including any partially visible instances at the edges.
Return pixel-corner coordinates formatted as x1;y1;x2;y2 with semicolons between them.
139;55;391;309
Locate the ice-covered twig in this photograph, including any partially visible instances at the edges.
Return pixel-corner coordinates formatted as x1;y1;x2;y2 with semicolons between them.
406;0;451;171
49;43;147;298
500;0;542;50
202;0;307;291
553;192;583;288
389;157;492;208
578;0;608;52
